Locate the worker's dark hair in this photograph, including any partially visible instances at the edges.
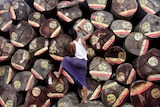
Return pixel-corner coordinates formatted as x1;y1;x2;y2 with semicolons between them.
68;28;77;40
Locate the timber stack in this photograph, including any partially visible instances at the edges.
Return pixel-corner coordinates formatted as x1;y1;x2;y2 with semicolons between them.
0;0;160;107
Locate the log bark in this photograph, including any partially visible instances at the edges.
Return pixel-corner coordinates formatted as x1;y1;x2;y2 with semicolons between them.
11;49;31;71
130;80;160;107
116;63;136;85
29;36;49;56
12;71;37;92
89;56;112;82
110;19;132;38
39;18;61;38
104;46;126;65
10;21;35;47
90;11;114;29
111;0;138;19
124;32;149;56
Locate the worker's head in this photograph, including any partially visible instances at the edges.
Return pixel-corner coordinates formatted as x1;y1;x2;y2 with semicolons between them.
68;28;77;40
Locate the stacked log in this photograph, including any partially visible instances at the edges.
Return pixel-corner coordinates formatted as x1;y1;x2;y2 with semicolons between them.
0;0;160;107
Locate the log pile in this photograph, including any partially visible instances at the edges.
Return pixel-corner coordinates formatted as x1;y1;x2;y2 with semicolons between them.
0;0;160;107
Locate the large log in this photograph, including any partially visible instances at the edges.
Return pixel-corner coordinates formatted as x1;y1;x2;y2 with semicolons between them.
90;11;114;29
110;19;133;38
124;32;149;56
10;21;35;47
130;80;160;107
31;59;54;80
24;86;50;107
111;0;138;19
101;80;129;107
0;65;14;86
49;33;72;61
135;48;160;82
11;49;31;71
57;0;82;23
89;56;112;82
12;71;37;92
0;12;12;32
10;0;32;20
89;28;115;51
0;85;17;107
29;36;49;56
39;18;61;38
134;14;160;38
0;36;15;62
78;77;102;101
138;0;160;15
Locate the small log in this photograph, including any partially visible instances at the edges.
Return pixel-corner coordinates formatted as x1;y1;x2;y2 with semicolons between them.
104;46;126;65
47;73;69;98
138;0;160;15
39;18;61;38
134;14;160;38
11;49;31;71
49;34;72;61
24;86;50;107
12;71;37;92
28;11;47;28
87;0;108;11
78;77;102;101
57;0;82;23
0;85;17;107
0;12;12;32
90;11;114;29
0;0;12;14
10;0;32;20
0;36;15;62
89;56;112;82
73;18;94;38
101;80;129;107
79;100;105;107
0;65;14;86
124;32;149;56
57;92;79;107
130;80;160;107
135;48;160;82
33;0;58;12
31;59;54;80
29;36;49;56
116;63;136;85
111;0;138;19
89;28;115;51
10;21;35;47
110;19;132;38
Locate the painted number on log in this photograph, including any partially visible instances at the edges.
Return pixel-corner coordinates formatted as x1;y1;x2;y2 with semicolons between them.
98;0;106;4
